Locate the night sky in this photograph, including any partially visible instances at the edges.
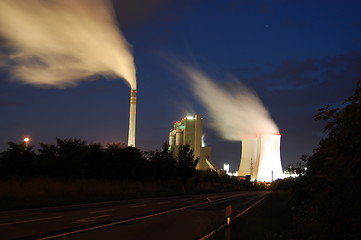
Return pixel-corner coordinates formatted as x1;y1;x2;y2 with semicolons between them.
1;0;361;172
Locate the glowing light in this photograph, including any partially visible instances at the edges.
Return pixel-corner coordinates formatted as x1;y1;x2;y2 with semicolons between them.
23;137;30;147
226;216;231;227
225;205;232;228
201;134;206;147
223;164;230;174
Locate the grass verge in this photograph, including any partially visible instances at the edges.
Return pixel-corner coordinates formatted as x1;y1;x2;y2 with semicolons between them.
0;178;183;211
0;178;262;211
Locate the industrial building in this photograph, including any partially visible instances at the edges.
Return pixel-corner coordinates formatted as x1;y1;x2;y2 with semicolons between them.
238;134;284;182
168;114;216;170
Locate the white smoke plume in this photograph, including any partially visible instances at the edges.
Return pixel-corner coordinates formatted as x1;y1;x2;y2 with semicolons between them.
180;65;279;140
0;0;136;89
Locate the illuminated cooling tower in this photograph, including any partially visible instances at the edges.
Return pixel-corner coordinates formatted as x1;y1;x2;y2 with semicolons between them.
238;138;257;180
238;134;284;182
127;89;136;147
255;134;284;182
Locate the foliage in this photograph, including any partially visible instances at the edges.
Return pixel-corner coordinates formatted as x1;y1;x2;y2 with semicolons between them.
175;144;199;188
284;154;309;176
0;141;261;210
270;177;300;192
272;80;361;239
300;80;361;239
0;142;36;178
0;140;200;188
145;144;176;180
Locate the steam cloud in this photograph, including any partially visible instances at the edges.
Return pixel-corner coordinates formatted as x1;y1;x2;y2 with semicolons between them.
180;65;279;140
0;0;136;89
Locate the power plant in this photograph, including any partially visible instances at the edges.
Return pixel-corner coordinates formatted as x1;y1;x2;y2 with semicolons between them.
168;114;216;170
127;89;137;147
238;134;284;182
124;80;282;181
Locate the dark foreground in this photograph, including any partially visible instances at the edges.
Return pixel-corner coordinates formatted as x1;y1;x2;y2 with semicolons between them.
0;191;269;240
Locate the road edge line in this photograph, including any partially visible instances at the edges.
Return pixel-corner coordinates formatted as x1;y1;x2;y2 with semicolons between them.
36;197;213;240
199;195;267;240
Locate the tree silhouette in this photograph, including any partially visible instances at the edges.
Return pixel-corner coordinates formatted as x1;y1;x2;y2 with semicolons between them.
0;141;36;178
292;79;361;238
284;154;308;176
103;143;147;180
85;143;104;179
55;138;91;179
147;144;176;180
176;145;199;191
36;142;59;177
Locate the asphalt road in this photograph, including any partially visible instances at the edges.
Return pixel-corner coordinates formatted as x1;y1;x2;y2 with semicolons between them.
0;191;270;240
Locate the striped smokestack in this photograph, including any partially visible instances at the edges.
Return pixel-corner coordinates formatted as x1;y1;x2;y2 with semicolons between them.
127;89;136;147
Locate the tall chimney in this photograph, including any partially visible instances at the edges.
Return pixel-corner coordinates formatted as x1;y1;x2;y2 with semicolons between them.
127;89;136;147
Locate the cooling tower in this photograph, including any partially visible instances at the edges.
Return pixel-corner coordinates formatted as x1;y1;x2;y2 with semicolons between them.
238;138;257;179
127;89;136;147
256;134;284;182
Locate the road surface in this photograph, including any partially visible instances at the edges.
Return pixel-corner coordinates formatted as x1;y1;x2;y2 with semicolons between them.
0;191;270;240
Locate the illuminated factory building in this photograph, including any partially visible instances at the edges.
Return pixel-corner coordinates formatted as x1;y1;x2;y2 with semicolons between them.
238;134;284;182
169;114;216;170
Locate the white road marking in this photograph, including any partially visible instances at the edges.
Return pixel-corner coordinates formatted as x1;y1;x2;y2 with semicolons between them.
0;216;63;226
129;204;146;208
234;197;266;218
75;215;111;223
199;195;268;240
36;198;213;240
89;209;114;214
0;212;42;219
36;193;259;240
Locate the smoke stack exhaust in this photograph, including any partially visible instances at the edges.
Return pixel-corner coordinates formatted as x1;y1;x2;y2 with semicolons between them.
128;89;137;147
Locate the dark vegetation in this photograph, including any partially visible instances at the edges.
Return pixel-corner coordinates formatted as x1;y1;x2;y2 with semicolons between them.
0;140;232;184
287;79;361;239
0;141;262;210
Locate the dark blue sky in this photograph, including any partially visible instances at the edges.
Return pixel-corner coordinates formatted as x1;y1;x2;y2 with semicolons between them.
1;0;361;171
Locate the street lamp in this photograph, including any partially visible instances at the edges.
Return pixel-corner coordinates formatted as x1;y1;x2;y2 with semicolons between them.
23;137;30;147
